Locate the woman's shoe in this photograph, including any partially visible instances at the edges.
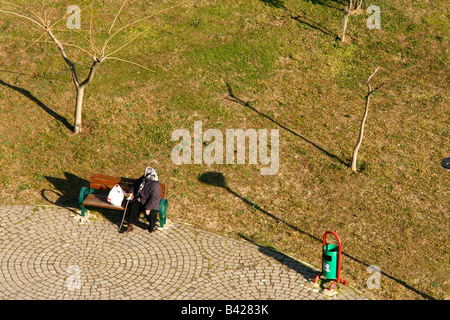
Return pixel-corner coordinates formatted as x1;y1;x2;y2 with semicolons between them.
124;224;134;234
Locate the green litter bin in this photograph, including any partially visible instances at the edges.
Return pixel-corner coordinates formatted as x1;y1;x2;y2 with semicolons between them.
322;244;339;279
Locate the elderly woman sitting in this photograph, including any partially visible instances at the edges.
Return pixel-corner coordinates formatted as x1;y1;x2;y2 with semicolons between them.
124;167;161;234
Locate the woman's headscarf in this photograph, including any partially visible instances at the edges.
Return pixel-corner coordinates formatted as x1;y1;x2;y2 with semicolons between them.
144;167;158;181
137;167;158;194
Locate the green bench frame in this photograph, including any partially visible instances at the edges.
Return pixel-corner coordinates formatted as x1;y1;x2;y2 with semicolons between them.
79;173;168;228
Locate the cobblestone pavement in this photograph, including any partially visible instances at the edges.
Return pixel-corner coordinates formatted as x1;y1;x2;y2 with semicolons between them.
0;205;368;300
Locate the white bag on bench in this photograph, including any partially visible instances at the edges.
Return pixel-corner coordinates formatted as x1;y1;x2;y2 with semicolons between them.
107;184;125;207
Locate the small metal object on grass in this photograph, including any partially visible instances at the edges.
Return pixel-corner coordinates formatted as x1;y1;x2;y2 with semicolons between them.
441;157;450;171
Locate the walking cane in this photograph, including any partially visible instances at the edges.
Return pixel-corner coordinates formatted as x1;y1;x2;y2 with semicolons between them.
119;196;132;231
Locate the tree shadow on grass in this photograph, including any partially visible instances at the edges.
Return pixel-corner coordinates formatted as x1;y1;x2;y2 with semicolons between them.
290;13;340;41
198;171;436;300
225;83;349;167
262;0;347;11
302;0;347;10
0;78;74;131
260;0;341;40
260;0;287;9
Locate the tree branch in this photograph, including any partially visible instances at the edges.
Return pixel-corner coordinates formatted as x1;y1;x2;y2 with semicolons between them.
1;1;46;26
20;31;46;53
104;56;155;72
80;57;102;87
366;66;380;87
101;2;185;56
0;8;44;28
73;29;100;56
107;0;128;36
88;2;97;56
46;28;79;86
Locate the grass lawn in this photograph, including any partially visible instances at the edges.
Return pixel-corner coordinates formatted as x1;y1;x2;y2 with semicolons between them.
0;0;448;300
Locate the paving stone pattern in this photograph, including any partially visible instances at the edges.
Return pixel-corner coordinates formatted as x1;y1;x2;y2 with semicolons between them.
0;205;368;300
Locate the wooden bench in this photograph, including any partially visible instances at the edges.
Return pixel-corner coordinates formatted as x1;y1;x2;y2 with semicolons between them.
78;173;168;228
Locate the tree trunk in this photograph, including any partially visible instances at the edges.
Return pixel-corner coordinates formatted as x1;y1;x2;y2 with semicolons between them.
74;86;85;134
46;28;103;134
340;6;350;42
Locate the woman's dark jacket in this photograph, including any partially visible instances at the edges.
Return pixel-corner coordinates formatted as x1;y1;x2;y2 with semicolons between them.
132;176;161;211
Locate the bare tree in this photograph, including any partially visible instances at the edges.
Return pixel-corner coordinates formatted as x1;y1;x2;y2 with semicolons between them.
341;0;364;42
351;66;385;173
340;5;350;42
349;0;363;10
0;0;182;134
